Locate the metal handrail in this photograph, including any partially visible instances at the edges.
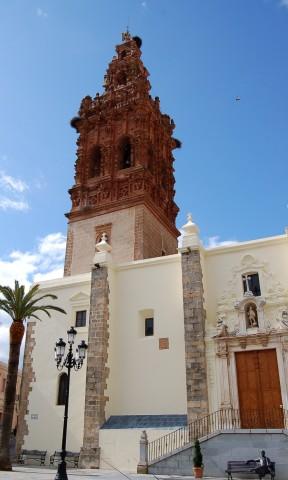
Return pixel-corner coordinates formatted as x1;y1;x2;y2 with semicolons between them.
147;407;288;464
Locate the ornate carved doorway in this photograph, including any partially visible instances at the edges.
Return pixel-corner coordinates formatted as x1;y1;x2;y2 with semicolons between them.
235;349;283;428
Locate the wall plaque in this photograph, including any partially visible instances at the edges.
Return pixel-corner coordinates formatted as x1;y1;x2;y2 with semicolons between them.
159;337;169;350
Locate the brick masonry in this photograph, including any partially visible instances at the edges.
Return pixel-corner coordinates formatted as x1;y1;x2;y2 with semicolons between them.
181;250;208;423
16;321;36;454
134;205;178;260
79;266;110;468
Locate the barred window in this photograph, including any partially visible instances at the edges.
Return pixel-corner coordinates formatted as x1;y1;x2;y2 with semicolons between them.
75;310;86;328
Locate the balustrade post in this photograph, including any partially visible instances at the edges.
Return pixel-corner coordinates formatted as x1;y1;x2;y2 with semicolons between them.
137;430;148;474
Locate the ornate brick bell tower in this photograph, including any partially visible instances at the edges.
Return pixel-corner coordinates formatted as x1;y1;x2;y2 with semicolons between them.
64;32;180;276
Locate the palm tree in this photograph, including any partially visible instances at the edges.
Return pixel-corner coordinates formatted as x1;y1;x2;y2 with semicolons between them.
0;280;66;471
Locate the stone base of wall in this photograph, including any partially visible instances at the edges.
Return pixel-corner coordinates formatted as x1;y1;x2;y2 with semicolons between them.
137;464;148;474
79;447;100;469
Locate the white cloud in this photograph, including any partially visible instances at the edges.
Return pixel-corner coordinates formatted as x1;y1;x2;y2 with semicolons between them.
0;232;66;362
206;236;239;248
0;232;66;288
0;170;29;211
141;1;147;6
0;171;28;193
0;198;29;211
280;0;288;7
36;7;48;17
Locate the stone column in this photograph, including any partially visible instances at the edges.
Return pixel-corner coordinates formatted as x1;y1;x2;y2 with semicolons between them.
179;214;209;424
79;237;111;468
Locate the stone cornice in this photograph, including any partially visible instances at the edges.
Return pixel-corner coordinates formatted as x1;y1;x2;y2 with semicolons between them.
204;234;287;257
37;272;91;291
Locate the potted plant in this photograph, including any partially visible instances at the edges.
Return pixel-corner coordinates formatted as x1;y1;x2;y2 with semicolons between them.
193;439;204;479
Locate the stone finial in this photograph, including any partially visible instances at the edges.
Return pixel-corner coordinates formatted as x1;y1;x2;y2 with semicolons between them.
92;233;112;267
96;233;112;253
179;213;200;250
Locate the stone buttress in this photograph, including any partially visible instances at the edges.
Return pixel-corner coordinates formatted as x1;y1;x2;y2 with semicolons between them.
79;241;111;468
179;215;209;423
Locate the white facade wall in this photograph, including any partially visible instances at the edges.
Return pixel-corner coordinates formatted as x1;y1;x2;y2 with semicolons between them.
23;231;288;470
106;254;187;417
23;274;91;454
24;254;187;461
202;234;288;412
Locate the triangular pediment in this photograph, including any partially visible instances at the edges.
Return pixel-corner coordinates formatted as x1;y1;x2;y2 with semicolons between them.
69;291;90;304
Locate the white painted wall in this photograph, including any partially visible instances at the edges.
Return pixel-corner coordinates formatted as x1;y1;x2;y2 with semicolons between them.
202;234;288;412
24;232;288;470
24;274;91;455
106;254;187;417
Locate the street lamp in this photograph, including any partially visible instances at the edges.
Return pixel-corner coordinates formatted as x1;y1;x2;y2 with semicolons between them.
54;327;88;480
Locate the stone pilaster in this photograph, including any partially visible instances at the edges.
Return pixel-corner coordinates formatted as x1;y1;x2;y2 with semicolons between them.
16;321;36;454
64;225;73;276
79;265;110;468
216;340;232;409
181;249;209;423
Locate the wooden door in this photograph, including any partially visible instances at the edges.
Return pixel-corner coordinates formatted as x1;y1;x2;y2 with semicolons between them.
236;349;283;428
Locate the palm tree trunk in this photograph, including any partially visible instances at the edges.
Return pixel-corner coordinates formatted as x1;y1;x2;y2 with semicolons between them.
0;322;24;471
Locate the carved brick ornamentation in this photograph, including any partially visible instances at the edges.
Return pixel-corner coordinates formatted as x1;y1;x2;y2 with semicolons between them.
65;33;180;274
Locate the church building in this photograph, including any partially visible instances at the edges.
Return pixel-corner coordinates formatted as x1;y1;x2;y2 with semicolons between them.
16;32;288;474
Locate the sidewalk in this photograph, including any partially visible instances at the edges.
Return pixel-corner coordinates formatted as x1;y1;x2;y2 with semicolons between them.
0;466;239;480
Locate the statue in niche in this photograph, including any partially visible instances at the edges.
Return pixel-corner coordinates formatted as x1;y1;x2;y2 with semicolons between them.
245;302;258;328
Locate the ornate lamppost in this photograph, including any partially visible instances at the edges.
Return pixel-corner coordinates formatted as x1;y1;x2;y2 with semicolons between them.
54;327;88;480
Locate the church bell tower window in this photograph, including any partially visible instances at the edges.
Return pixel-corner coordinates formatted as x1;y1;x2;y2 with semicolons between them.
89;146;102;177
119;137;133;169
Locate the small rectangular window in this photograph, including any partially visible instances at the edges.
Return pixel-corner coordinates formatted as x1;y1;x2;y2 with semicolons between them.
145;317;154;336
75;310;86;328
242;273;261;297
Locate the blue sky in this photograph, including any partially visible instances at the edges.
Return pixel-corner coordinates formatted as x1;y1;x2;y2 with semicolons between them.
0;0;288;298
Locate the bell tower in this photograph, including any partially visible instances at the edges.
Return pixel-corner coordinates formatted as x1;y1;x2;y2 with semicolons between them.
64;32;180;276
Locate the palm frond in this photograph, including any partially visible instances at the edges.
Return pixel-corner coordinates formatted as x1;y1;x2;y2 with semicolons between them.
0;280;66;324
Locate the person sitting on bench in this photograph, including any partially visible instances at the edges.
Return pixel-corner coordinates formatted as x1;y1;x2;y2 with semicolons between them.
254;450;273;477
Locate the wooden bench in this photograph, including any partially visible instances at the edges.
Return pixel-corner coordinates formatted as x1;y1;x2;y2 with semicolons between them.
18;449;47;465
49;451;79;468
226;460;275;480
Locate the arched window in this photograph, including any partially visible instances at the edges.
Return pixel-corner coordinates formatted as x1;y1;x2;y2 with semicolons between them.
89;146;102;177
119;137;133;169
57;373;68;406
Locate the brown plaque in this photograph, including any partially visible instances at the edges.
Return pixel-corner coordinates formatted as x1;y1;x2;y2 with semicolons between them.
159;338;169;350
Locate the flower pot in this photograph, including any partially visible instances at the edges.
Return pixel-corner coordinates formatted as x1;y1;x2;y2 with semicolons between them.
193;466;204;479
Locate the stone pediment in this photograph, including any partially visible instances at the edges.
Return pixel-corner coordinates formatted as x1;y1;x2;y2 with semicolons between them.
69;291;90;304
234;294;266;312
